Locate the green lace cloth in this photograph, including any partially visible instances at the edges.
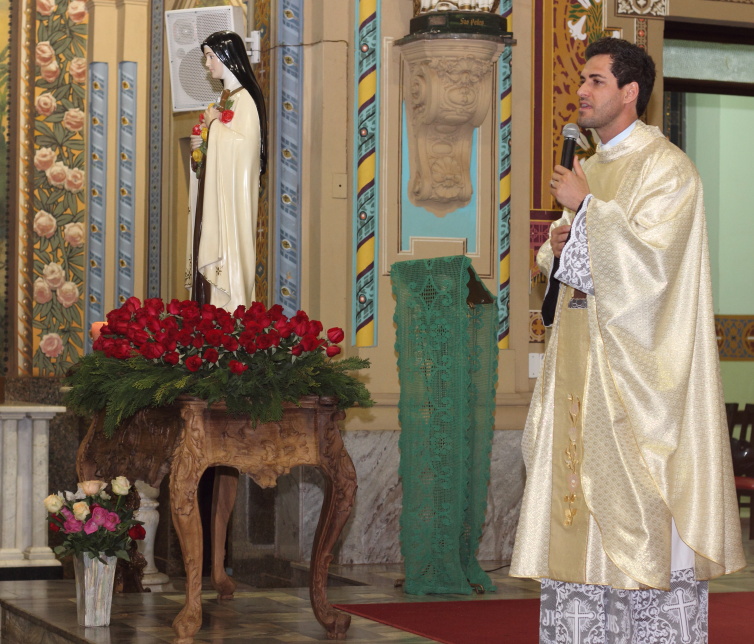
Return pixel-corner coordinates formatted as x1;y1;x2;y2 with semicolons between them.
391;255;498;595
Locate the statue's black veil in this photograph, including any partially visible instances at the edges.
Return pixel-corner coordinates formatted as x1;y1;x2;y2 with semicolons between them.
202;30;268;175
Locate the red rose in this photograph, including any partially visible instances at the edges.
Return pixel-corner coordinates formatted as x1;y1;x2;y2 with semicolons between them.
222;336;239;352
139;342;165;360
268;304;284;322
291;344;303;356
307;320;323;336
123;296;141;314
192;335;204;349
300;334;322;352
204;348;219;363
326;345;341;358
205;329;223;347
163;351;180;365
49;521;60;532
128;524;146;540
327;327;345;344
220;109;234;123
167;299;182;315
144;298;164;316
275;319;293;338
233;305;246;319
192;124;202;135
185;355;203;372
229;360;248;374
256;333;275;350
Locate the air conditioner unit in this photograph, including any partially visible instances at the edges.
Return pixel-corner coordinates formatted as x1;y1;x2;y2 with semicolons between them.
165;6;246;112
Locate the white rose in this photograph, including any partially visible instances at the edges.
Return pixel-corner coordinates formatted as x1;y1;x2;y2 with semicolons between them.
33;210;57;239
79;480;107;496
72;501;90;521
111;476;131;496
56;281;79;308
34;278;53;304
39;333;64;359
42;262;65;289
43;493;64;513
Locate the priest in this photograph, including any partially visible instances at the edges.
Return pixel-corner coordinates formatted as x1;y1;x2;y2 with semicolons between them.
510;37;745;643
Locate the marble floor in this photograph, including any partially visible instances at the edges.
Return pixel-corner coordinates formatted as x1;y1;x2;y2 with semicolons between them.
2;524;754;643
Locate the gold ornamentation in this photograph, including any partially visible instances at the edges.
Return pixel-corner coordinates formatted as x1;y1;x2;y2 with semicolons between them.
563;394;581;526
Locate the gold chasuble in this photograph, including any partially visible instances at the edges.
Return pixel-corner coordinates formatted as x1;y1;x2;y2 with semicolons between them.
186;89;261;311
511;121;745;590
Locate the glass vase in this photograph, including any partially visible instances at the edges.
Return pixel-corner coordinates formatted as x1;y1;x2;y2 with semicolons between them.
73;553;117;626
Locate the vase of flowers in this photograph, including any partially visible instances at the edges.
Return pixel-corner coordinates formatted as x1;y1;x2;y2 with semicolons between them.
64;298;373;438
44;477;146;627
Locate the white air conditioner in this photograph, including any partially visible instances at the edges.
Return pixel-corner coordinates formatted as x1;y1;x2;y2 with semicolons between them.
165;6;246;112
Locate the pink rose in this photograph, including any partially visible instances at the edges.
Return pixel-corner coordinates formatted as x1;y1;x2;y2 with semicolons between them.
64;167;85;193
40;62;60;83
103;512;120;531
40;332;64;358
68;57;87;84
83;519;99;535
36;0;56;16
34;278;52;304
56;281;79;308
62;108;85;132
63;517;84;533
45;161;68;188
63;222;85;247
35;92;57;116
33;210;57;238
35;41;55;66
42;262;65;288
66;0;87;23
34;147;57;171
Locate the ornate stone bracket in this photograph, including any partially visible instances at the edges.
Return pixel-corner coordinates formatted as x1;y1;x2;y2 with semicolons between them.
396;35;505;216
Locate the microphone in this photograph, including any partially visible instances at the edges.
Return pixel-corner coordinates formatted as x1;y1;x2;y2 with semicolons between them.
560;123;580;171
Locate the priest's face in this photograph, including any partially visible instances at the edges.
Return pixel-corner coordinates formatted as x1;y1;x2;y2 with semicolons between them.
203;47;225;80
576;54;635;141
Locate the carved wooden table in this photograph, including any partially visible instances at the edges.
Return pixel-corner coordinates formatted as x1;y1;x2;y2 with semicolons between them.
76;395;357;642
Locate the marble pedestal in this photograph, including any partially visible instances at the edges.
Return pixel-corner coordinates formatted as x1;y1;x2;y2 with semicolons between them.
0;405;66;571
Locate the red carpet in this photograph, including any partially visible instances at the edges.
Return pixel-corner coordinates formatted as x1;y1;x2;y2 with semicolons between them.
335;592;754;643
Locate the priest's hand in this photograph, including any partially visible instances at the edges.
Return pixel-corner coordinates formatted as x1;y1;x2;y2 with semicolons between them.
550;156;589;212
551;225;571;258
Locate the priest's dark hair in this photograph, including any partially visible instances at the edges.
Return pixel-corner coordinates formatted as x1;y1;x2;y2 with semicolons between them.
202;30;268;175
585;37;656;118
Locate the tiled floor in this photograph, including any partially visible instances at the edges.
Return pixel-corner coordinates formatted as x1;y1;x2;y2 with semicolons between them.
1;526;753;643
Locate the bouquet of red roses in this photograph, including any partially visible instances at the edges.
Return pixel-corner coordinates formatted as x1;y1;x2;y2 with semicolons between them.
65;298;372;437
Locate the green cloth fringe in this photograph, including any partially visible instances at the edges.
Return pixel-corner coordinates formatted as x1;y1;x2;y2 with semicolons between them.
391;255;498;595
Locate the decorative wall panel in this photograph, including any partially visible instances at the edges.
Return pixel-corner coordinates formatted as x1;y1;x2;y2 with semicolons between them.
716;315;754;361
497;0;511;348
85;63;107;353
352;0;380;347
0;0;10;370
116;62;136;308
31;0;88;376
274;0;303;317
148;0;164;299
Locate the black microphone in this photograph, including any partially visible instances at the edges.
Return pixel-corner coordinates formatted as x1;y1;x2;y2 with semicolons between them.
542;123;581;327
560;123;580;170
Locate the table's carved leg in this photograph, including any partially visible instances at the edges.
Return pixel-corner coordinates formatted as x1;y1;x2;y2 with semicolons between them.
170;404;208;643
211;466;238;599
310;416;357;640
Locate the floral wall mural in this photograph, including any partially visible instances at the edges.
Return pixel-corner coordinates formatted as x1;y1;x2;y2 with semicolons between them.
0;0;9;372
32;0;88;375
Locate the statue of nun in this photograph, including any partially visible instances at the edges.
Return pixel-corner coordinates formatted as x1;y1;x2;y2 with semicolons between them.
186;30;268;310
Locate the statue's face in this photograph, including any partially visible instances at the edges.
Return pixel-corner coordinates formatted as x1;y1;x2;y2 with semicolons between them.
203;46;225;80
